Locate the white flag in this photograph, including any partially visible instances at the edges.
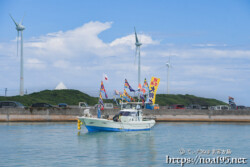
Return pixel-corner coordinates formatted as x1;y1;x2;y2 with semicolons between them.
103;73;108;81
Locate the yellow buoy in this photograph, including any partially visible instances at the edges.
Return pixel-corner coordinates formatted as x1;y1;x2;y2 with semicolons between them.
77;119;81;130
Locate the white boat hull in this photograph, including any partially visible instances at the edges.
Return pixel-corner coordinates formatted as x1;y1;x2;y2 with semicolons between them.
78;117;155;132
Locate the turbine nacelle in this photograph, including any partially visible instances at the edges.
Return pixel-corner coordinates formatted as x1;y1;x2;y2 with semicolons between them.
166;63;170;68
166;56;172;68
135;42;142;47
16;25;25;31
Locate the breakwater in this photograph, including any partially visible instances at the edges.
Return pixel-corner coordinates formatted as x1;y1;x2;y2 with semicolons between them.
1;108;250;122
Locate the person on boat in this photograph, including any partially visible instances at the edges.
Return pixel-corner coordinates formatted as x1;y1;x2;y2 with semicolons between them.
113;113;120;122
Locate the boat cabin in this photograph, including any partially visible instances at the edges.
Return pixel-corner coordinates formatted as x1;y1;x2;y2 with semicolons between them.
113;109;143;122
113;103;143;122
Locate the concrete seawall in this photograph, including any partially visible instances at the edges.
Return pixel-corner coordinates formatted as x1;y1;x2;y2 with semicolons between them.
1;108;250;122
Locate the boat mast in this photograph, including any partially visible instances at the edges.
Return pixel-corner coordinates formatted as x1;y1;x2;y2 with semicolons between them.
97;81;102;118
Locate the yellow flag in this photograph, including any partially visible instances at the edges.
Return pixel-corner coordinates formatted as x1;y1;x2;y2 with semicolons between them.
149;77;160;104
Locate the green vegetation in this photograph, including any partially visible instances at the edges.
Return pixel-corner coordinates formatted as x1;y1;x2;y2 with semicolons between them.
155;94;227;106
0;89;99;106
0;89;226;107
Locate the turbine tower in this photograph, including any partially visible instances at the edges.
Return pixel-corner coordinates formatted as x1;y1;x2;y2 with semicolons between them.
10;14;25;96
134;27;142;87
166;57;171;94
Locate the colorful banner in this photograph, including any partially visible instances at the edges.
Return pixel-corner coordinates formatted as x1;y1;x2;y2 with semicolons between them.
143;78;149;92
113;95;118;105
100;81;108;98
124;79;129;88
140;94;145;102
138;83;146;94
124;79;135;92
99;92;103;99
99;92;104;106
148;77;160;104
123;89;133;102
138;83;142;90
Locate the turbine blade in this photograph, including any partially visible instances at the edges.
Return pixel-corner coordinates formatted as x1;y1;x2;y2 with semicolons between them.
9;14;18;27
134;27;139;43
20;14;25;25
17;31;19;57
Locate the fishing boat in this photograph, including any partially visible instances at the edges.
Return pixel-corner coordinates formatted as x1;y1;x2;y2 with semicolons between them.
78;102;155;132
77;29;159;132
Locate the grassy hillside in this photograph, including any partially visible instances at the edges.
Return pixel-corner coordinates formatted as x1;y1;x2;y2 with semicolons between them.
0;89;226;107
155;94;227;106
0;89;99;106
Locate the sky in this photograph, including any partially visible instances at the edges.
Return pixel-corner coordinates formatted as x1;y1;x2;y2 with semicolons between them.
0;0;250;106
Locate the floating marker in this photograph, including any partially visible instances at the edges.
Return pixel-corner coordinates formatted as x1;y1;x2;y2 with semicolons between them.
77;120;81;130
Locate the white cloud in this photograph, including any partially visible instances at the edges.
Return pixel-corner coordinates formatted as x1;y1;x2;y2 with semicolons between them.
192;43;227;47
25;21;158;60
110;34;159;47
25;21;115;58
26;58;46;69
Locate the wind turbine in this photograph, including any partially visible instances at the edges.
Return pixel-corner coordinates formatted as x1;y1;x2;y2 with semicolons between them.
134;27;142;87
10;14;25;96
166;56;171;94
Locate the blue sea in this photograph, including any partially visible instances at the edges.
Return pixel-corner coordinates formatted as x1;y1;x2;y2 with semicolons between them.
0;122;249;167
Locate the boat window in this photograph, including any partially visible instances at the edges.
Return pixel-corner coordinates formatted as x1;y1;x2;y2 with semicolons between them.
119;111;137;116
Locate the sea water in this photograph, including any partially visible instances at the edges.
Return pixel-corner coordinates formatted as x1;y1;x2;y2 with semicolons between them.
0;122;249;167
